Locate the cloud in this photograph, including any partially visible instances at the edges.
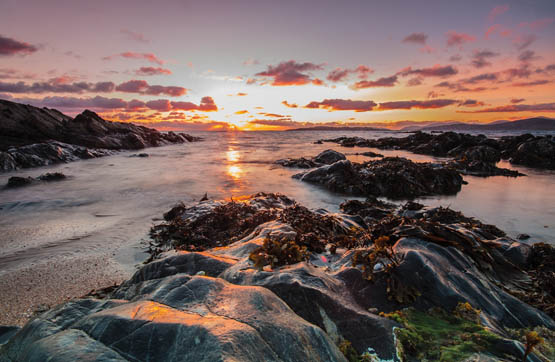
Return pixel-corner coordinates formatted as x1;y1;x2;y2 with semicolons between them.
115;80;187;96
248;118;298;127
446;31;476;47
134;67;172;76
458;99;485;107
255;60;324;86
102;52;165;65
399;65;458;77
511;98;525;104
513;34;537;50
488;4;509;22
326;65;373;82
305;99;377;112
449;54;462;62
7;95;217;114
512;79;550;87
519;18;554;31
170;97;218;111
518;50;539;63
243;58;259;66
0;68;37;80
407;77;423;86
0;79;116;94
460;103;555;113
471;49;499;68
0;35;38;56
235;110;248;115
351;75;398;89
120;29;149;43
282;100;298;108
402;32;428;44
377;99;458;110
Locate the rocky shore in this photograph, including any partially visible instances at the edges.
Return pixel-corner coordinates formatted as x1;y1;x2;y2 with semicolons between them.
0;99;200;171
322;131;555;170
2;193;553;361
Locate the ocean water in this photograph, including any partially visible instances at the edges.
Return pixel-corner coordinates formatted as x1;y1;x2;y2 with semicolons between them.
0;130;554;276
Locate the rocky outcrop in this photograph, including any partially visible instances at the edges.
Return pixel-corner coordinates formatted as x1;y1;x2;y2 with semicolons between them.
5;172;67;188
324;131;555;170
276;149;346;169
293;157;464;198
4;194;552;361
0;99;200;171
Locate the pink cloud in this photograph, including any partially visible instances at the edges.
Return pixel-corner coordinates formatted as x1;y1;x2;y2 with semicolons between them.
399;64;458;77
402;32;428;44
326;65;374;82
351;75;398;89
305;99;377;112
0;35;38;56
255;60;324;86
170;97;218;111
282;100;298;108
377;99;458;110
103;52;165;65
134;67;172;76
115;80;187;96
446;31;476;47
488;4;509;23
120;29;149;43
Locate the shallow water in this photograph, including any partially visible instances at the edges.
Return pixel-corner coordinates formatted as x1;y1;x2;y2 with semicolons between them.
0;130;554;276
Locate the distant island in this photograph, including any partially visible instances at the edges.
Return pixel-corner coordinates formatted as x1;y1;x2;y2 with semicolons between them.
288;117;555;132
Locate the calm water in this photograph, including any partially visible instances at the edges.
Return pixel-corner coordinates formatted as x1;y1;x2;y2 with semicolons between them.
0;130;554;275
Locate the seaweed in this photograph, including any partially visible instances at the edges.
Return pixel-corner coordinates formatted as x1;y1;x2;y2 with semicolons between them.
382;304;503;361
248;237;309;270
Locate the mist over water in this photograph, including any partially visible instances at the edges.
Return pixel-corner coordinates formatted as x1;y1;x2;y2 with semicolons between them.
0;130;554;276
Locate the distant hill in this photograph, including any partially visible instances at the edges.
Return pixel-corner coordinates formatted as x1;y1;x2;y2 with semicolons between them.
287;126;390;132
412;117;555;132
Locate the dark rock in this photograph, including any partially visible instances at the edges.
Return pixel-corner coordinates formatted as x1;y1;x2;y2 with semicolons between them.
276;149;346;169
449;159;525;177
313;149;347;164
0;326;19;346
163;202;187;221
37;172;66;181
6;176;33;188
357;151;384;158
130;153;149;158
2;277;347;362
508;137;555;169
275;157;319;168
518;233;531;240
296;157;464;199
0;99;200;171
314;140;323;144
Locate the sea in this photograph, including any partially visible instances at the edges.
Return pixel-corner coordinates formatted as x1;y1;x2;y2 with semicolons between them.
1;130;554;278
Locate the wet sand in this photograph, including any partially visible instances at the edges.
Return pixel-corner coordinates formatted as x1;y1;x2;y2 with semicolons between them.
0;255;127;326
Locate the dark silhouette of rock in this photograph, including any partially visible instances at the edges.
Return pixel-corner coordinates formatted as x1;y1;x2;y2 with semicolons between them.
276;149;346;169
0;99;201;171
295;157;464;198
324;131;555;170
6;176;33;188
5;172;67;188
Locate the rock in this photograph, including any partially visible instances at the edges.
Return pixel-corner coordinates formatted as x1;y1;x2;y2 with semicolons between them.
130;153;149;158
275;157;319;168
509;137;555;169
314;140;323;144
0;99;201;172
518;233;531;240
0;326;19;346
296;157;464;199
3;194;554;362
313;149;347;164
2;277;347;362
449;159;525;177
37;172;66;181
324;131;555;171
275;149;346;169
357;151;384;158
6;176;33;188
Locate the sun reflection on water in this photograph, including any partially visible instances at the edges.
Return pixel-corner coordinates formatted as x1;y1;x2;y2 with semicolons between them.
226;148;243;180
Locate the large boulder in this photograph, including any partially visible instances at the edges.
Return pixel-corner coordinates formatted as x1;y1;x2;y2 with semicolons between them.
313;149;347;164
295;157;464;198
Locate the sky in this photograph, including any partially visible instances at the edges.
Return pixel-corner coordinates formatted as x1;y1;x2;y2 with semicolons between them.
1;0;554;130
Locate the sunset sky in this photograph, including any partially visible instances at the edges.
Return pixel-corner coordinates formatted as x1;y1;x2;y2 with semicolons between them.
1;0;554;130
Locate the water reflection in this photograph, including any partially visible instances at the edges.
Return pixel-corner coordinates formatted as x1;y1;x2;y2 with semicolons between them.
226;147;243;181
